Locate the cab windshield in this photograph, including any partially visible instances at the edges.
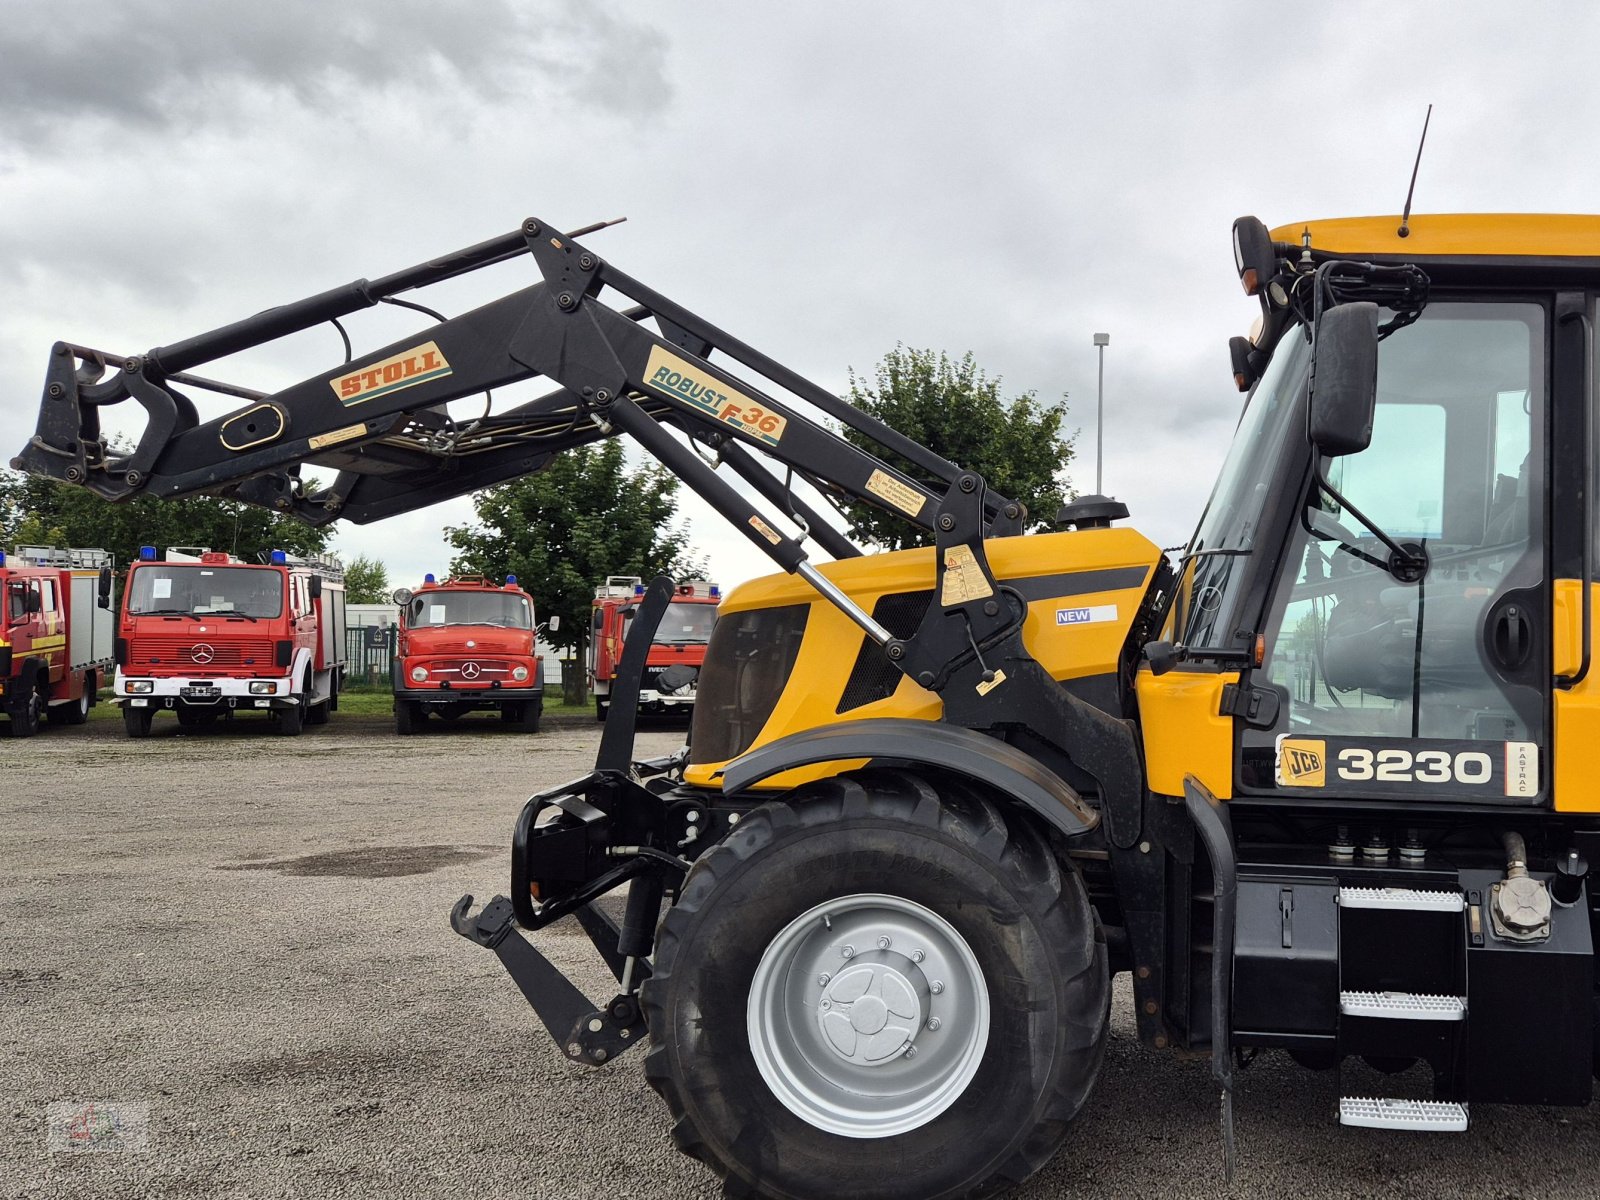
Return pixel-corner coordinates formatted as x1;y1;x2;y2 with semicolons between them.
1176;330;1313;649
406;591;532;629
621;601;718;645
126;564;284;618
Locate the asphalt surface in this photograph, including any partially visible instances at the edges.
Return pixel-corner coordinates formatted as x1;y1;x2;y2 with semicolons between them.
4;711;1600;1199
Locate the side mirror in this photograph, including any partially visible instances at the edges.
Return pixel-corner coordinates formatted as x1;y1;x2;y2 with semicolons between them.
391;587;413;605
25;590;42;615
308;575;323;601
545;613;561;633
98;565;113;610
1309;301;1380;457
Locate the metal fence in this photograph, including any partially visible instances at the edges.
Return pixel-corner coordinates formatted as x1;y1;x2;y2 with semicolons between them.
345;625;396;689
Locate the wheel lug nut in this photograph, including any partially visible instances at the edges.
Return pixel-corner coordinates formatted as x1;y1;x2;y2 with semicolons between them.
820;999;831;1010
904;1045;918;1059
930;980;945;994
877;935;892;949
818;972;831;987
841;945;855;959
927;1017;941;1031
911;949;925;963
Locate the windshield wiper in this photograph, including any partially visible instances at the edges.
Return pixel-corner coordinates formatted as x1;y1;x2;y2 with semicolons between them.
131;607;194;617
1309;473;1428;583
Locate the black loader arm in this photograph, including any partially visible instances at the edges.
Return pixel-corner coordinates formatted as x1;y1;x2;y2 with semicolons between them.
16;216;1135;789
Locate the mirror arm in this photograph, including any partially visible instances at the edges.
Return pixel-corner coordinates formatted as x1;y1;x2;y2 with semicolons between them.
1311;458;1428;581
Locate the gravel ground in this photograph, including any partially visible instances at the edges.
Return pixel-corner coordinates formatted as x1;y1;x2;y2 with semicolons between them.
4;712;1600;1199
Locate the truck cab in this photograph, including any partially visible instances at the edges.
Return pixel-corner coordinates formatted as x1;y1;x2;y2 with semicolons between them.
589;577;719;720
0;546;114;736
390;574;546;735
116;547;346;737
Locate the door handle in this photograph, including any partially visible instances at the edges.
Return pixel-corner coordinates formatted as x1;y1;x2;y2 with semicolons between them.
1490;603;1534;670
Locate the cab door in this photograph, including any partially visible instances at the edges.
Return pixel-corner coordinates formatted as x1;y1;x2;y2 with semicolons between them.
1552;291;1600;812
1244;298;1550;804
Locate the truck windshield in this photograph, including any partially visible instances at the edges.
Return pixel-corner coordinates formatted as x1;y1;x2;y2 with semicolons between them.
126;564;284;618
407;591;532;628
1176;330;1313;650
623;601;718;645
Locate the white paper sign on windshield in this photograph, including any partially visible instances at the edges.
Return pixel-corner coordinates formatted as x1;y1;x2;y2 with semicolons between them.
152;579;172;599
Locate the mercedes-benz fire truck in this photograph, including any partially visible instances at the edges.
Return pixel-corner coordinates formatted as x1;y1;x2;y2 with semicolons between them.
589;577;718;720
0;546;114;736
390;572;549;735
116;547;347;737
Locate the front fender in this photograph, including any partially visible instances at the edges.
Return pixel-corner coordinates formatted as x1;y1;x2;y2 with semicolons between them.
721;718;1100;837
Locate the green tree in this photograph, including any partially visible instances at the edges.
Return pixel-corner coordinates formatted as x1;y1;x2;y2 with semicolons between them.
341;554;391;604
445;441;703;702
0;469;331;568
839;346;1075;550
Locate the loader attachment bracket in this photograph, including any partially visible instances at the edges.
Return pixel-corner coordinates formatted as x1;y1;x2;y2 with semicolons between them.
450;893;646;1067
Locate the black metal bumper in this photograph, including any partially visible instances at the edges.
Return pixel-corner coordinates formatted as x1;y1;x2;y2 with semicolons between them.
393;683;542;711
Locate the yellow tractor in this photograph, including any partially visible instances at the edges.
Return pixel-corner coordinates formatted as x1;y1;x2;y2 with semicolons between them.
19;211;1599;1198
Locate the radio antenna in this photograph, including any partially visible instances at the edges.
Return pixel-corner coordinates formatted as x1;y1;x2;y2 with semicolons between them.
1397;104;1433;239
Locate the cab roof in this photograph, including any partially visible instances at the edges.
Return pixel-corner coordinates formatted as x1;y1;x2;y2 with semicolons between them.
1271;214;1600;264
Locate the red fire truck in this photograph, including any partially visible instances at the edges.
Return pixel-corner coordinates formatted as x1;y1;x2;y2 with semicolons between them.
115;547;347;738
589;577;719;720
390;573;550;735
0;546;115;737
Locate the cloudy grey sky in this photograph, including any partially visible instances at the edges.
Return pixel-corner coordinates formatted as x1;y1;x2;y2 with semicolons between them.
4;2;1597;589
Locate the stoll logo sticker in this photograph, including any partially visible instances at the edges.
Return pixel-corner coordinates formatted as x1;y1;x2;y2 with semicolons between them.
1055;605;1117;627
1276;736;1327;788
47;1100;149;1154
330;341;452;407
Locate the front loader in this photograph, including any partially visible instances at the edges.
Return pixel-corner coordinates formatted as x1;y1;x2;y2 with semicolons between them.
19;210;1600;1199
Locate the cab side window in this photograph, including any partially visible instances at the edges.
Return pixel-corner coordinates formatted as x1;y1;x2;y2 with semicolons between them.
7;584;27;623
39;580;57;614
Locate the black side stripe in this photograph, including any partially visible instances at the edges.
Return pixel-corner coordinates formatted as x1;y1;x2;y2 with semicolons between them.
1004;566;1149;603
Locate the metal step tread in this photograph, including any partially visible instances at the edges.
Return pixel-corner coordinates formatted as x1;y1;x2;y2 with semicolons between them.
1337;886;1464;912
1339;1097;1469;1131
1340;990;1466;1020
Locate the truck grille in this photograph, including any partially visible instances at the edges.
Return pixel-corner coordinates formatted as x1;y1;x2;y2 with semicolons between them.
690;604;808;765
127;636;276;669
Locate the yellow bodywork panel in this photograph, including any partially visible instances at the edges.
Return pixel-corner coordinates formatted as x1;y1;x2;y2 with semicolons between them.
1270;214;1600;262
685;527;1162;792
1134;668;1239;800
1552;579;1600;813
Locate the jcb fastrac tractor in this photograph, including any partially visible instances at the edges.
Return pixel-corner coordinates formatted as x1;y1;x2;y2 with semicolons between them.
19;211;1600;1198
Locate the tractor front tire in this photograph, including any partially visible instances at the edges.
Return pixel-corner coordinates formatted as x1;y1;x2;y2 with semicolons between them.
641;769;1108;1200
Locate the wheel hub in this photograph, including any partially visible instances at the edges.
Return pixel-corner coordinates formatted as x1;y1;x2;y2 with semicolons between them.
817;952;930;1065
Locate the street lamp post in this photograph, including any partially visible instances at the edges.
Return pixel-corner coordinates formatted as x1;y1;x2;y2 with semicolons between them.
1092;332;1110;495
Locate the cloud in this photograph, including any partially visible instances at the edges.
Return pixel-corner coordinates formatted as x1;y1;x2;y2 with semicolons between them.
0;0;669;144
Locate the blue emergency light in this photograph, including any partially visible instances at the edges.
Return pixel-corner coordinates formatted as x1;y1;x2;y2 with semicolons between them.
506;574;518;585
634;584;645;596
425;573;437;583
139;545;157;561
0;551;7;568
710;585;720;599
269;549;287;565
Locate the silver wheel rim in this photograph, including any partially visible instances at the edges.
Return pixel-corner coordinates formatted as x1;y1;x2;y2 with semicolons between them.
747;892;989;1138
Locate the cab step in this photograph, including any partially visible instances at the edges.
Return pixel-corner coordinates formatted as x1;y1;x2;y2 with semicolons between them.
1338;1097;1469;1131
1336;886;1464;913
1339;990;1467;1020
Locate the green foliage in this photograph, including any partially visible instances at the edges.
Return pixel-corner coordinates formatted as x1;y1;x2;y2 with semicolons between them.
341;553;390;604
444;441;703;664
840;346;1076;550
0;469;331;569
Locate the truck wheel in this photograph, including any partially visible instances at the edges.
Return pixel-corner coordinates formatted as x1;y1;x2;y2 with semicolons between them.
6;685;43;738
395;700;421;735
306;694;330;726
595;697;608;722
277;696;304;737
123;706;154;738
61;682;91;726
504;700;542;733
641;769;1109;1200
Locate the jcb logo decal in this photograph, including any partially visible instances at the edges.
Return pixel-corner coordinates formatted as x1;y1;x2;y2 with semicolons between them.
331;341;452;407
1276;738;1326;788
